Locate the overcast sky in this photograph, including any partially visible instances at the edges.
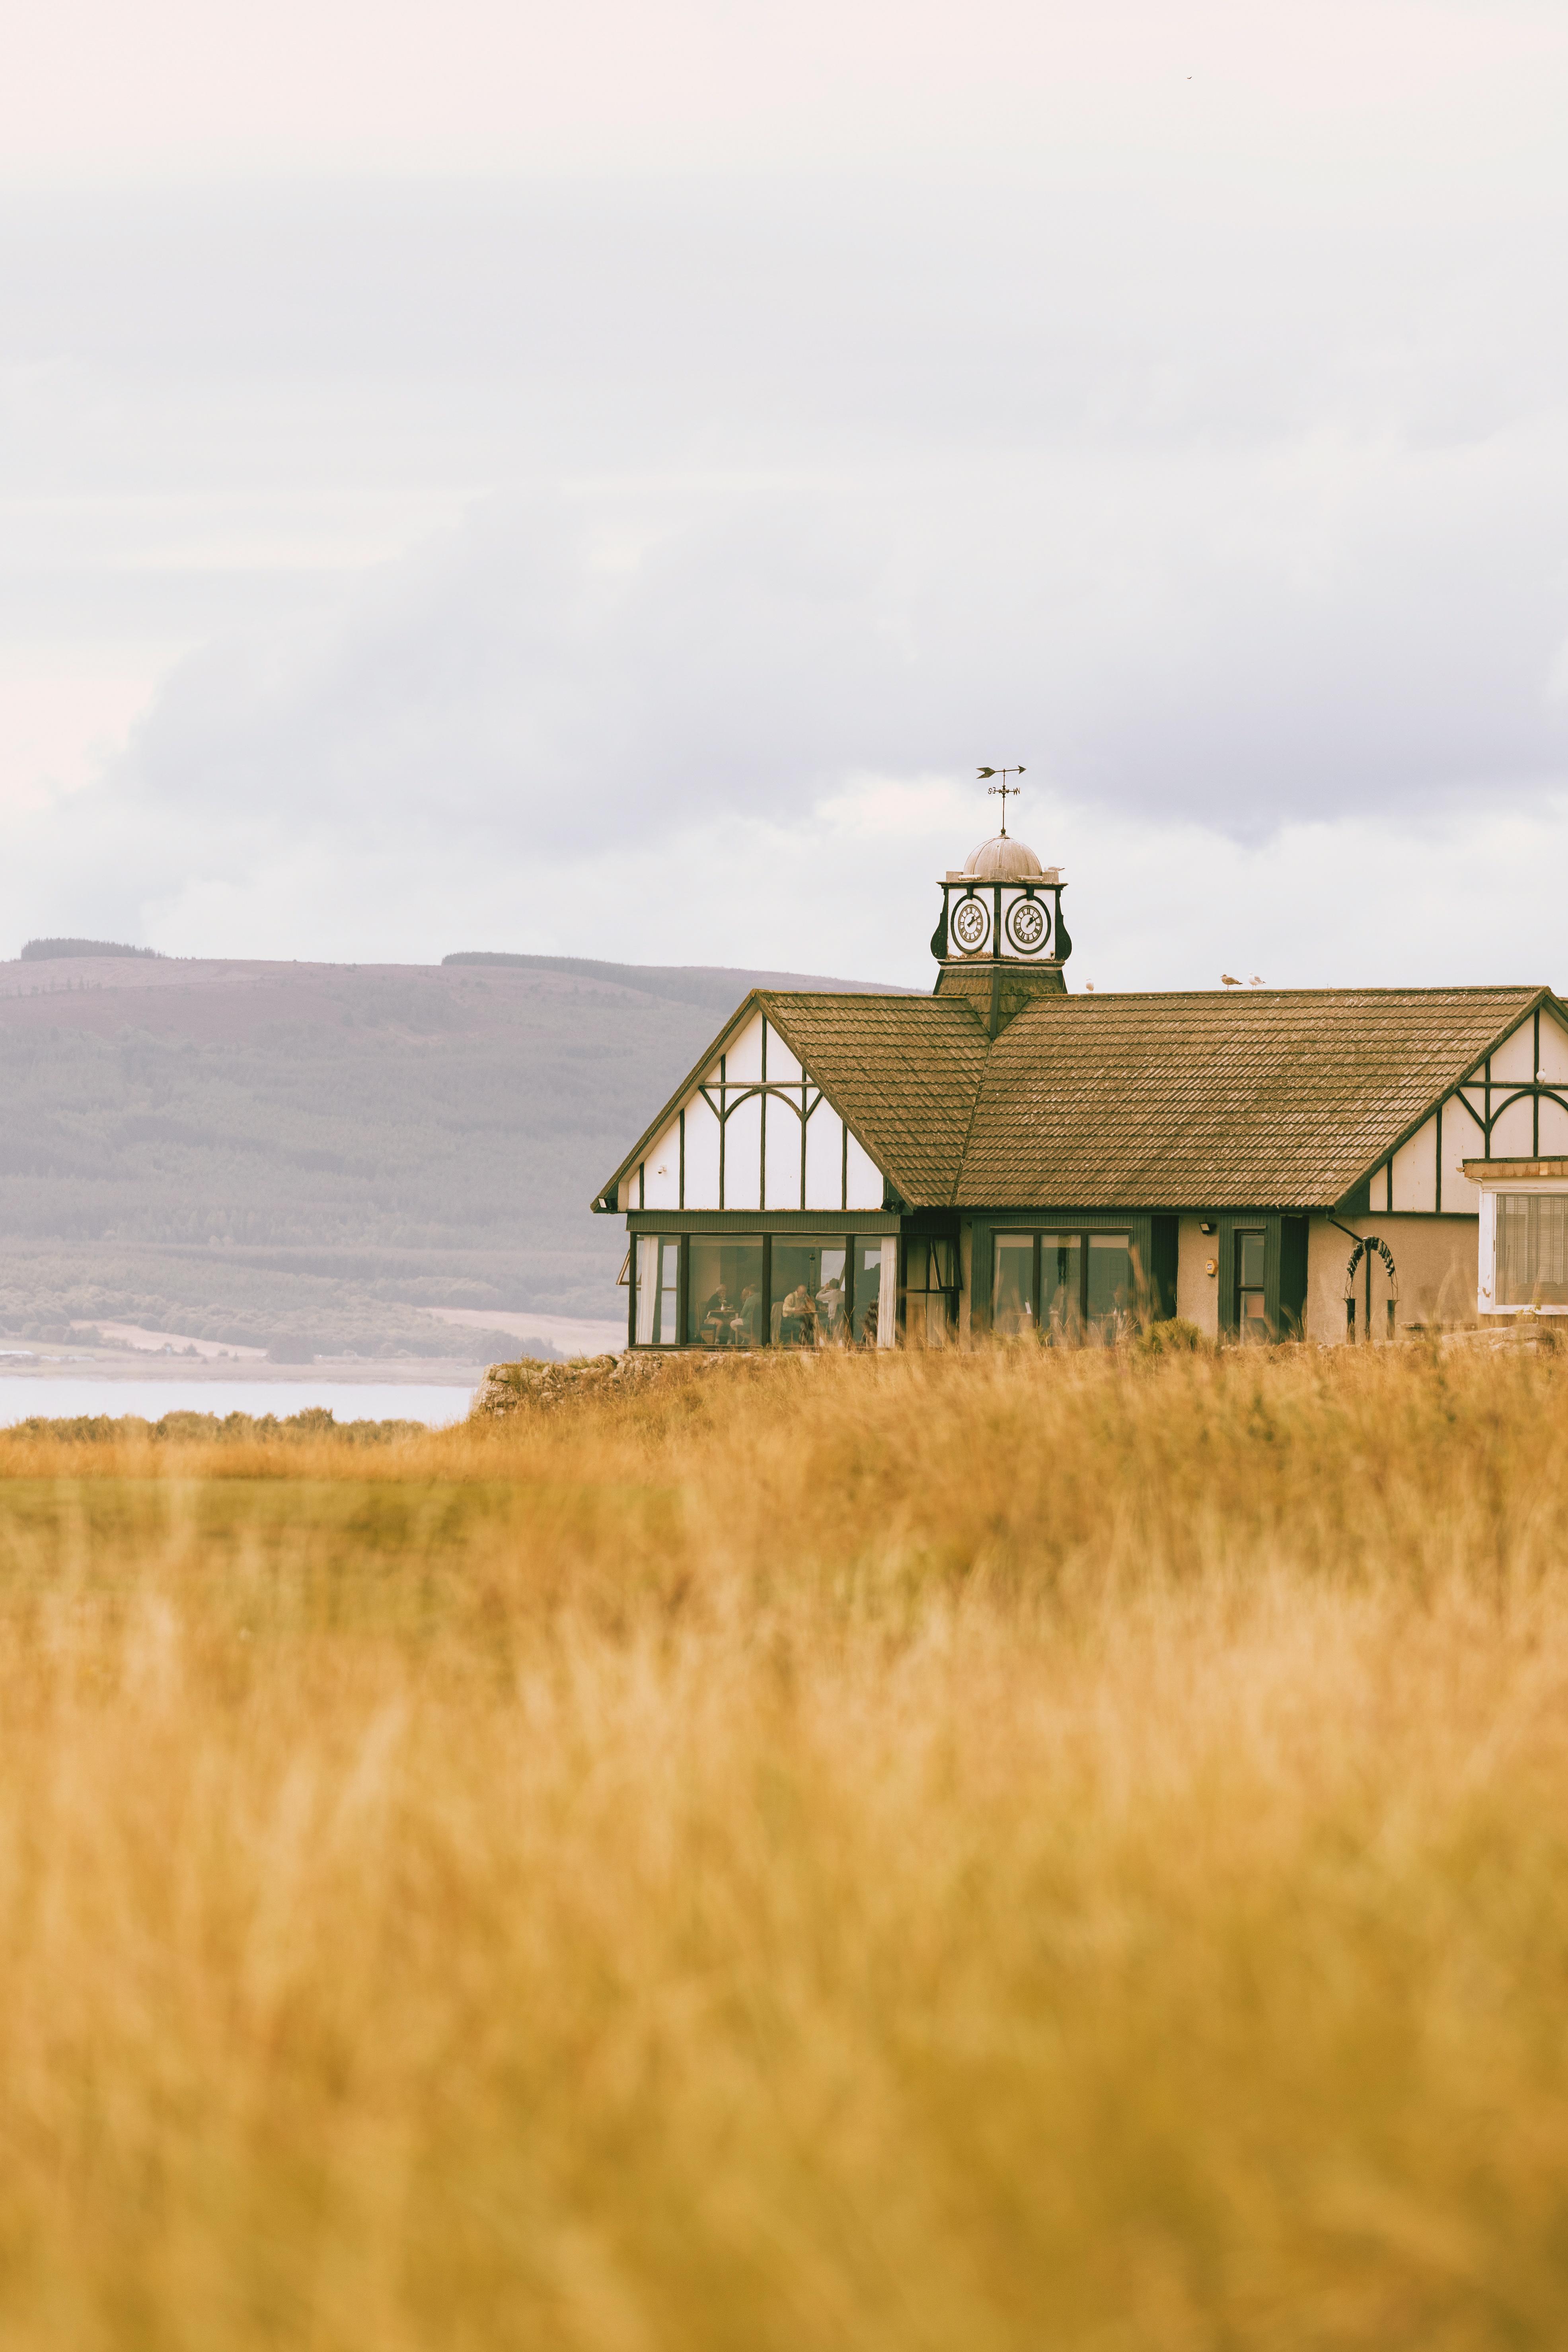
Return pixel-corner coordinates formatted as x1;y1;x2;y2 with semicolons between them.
3;0;1567;989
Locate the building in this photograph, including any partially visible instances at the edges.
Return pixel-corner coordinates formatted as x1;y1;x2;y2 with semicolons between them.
592;820;1568;1348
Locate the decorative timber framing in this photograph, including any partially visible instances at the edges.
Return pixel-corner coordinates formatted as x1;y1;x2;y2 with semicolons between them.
1337;986;1568;1218
592;997;880;1220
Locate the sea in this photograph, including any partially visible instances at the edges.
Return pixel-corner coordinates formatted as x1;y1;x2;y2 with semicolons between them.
0;1377;479;1428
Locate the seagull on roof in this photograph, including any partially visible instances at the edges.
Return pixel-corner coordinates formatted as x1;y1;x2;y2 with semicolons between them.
1221;973;1241;987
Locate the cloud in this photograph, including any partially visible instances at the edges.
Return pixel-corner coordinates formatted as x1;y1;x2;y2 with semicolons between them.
100;418;1568;877
3;124;1568;979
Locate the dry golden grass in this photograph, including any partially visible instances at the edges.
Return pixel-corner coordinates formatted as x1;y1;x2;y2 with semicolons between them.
0;1341;1566;2348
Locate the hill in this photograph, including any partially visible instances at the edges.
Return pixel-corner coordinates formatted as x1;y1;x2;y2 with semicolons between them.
0;949;906;1359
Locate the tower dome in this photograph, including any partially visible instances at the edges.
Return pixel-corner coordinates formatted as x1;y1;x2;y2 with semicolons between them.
964;834;1045;883
931;795;1070;1031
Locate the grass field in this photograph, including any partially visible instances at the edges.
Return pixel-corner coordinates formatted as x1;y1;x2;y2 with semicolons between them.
0;1340;1566;2348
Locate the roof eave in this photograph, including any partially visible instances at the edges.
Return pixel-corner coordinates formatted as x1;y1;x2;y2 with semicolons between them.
588;990;764;1212
1333;984;1564;1208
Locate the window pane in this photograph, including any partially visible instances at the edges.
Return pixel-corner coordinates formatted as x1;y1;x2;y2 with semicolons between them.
1086;1233;1133;1338
854;1245;883;1346
1498;1195;1568;1305
687;1239;764;1345
1239;1290;1269;1342
993;1234;1034;1336
1544;1199;1568;1302
853;1240;897;1347
1500;1197;1529;1302
1237;1231;1266;1289
635;1235;661;1345
1041;1234;1083;1341
771;1239;849;1347
902;1232;954;1347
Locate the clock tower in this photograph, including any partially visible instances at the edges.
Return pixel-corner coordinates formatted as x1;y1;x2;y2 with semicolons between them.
930;824;1071;1036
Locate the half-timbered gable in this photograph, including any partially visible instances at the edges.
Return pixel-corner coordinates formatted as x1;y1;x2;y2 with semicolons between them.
600;999;892;1218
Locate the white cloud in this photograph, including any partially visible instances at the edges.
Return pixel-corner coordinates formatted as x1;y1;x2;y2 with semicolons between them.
0;14;1566;988
74;768;1563;995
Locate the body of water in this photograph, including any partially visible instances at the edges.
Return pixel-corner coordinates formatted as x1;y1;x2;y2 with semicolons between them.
0;1378;479;1427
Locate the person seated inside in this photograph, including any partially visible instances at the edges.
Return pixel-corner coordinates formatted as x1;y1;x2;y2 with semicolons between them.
699;1282;732;1344
738;1284;761;1346
815;1275;847;1341
778;1282;817;1346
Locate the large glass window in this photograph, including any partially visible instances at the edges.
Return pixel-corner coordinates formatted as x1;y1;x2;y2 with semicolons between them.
991;1230;1131;1342
1234;1229;1268;1341
687;1239;765;1346
993;1234;1035;1336
905;1236;956;1347
853;1242;892;1346
1044;1234;1086;1340
770;1238;849;1346
632;1230;898;1348
1498;1195;1568;1306
634;1235;681;1346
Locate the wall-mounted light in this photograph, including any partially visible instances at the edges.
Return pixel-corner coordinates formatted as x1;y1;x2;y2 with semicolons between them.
1200;1220;1216;1235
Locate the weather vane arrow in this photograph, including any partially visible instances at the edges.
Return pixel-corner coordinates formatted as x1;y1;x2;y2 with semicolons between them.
978;765;1025;834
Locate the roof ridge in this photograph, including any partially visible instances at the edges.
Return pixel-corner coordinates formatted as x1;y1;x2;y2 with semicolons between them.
1024;984;1548;1003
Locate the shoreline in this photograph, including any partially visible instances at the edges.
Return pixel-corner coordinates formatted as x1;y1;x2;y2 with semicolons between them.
0;1356;487;1387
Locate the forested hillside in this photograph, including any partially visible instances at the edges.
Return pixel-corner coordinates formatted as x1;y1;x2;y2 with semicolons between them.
0;950;903;1357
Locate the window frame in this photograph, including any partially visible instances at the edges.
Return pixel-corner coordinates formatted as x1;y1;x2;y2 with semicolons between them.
902;1231;961;1346
1492;1189;1568;1311
1233;1226;1268;1344
987;1224;1141;1341
626;1218;902;1347
632;1232;687;1347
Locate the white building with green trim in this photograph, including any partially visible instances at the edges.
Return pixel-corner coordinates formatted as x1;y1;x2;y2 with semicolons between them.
594;827;1568;1348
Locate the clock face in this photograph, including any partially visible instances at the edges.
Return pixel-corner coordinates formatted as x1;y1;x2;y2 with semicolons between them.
1006;896;1048;954
952;897;989;953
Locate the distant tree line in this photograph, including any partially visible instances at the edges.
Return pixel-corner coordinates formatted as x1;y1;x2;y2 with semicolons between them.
20;939;163;962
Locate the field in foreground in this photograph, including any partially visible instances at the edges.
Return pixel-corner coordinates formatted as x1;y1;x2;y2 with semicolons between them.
0;1344;1566;2349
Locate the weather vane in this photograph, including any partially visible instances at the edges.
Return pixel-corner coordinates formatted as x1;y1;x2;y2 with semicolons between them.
978;765;1024;835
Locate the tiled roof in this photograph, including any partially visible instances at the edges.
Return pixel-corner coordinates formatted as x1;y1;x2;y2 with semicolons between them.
758;985;1556;1209
957;986;1550;1208
596;980;1558;1213
758;991;989;1204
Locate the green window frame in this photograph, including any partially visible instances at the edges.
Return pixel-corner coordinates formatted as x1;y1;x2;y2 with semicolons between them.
629;1228;896;1347
989;1228;1139;1341
1233;1228;1268;1343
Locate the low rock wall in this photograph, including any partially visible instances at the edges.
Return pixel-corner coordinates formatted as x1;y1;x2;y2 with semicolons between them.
469;1349;804;1418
